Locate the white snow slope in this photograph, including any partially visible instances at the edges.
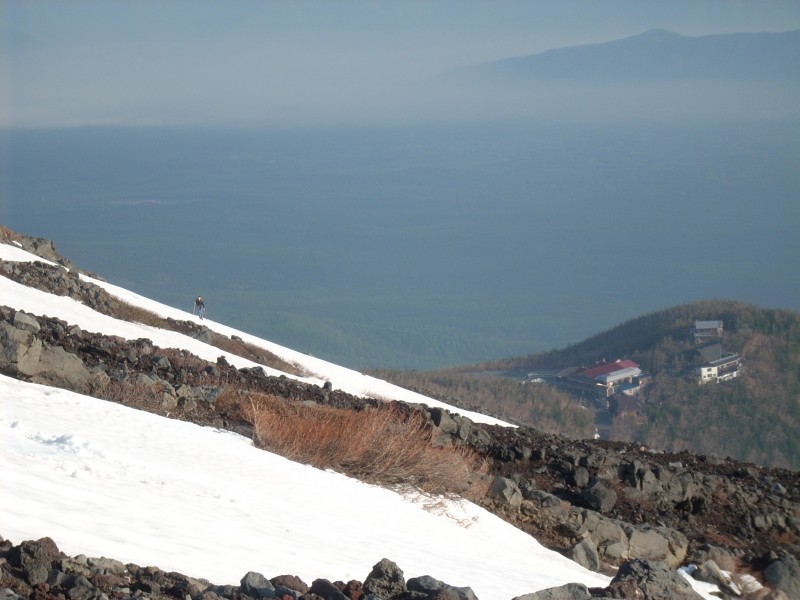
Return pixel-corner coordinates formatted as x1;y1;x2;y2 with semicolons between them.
0;242;720;600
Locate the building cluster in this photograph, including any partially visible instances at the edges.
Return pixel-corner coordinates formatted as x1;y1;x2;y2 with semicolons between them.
549;318;744;426
691;320;742;384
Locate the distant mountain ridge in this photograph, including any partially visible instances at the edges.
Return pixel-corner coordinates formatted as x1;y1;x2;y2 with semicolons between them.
453;29;800;82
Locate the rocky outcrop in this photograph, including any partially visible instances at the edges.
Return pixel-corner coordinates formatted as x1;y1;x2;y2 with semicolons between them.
0;311;96;392
0;542;479;600
486;480;688;569
1;258;304;376
0;259;110;312
7;537;794;600
1;228;83;274
470;423;799;572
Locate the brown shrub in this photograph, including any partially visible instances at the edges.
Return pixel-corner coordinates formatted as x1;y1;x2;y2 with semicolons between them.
239;392;489;500
111;301;167;328
208;335;305;377
157;348;212;371
89;376;168;413
214;388;253;422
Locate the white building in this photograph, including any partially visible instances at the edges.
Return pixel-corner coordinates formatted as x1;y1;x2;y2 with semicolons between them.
698;353;741;384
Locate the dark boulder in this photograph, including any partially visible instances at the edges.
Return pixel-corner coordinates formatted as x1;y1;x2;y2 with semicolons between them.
309;579;348;600
272;575;310;595
580;480;617;515
690;560;738;597
241;571;276;599
363;558;406;599
489;476;523;508
340;580;363;600
764;555;800;598
67;574;102;600
406;575;477;600
566;537;600;573
8;537;63;586
511;583;590;600
603;559;703;599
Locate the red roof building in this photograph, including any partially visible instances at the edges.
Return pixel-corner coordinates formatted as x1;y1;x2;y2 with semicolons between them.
580;360;639;380
563;360;644;400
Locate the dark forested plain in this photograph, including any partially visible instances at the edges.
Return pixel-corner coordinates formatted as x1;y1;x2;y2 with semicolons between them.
2;118;799;369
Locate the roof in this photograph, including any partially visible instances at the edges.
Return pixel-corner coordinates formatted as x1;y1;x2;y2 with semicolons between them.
596;366;643;384
709;353;740;367
695;320;723;330
581;360;639;380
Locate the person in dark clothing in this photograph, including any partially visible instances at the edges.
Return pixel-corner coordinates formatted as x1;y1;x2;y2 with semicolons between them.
193;296;206;319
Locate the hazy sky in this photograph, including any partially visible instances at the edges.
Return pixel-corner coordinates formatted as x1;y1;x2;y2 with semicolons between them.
2;0;800;128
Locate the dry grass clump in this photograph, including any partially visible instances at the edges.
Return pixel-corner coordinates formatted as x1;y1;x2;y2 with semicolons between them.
157;348;212;371
231;391;489;500
88;375;167;413
210;335;306;377
111;301;167;328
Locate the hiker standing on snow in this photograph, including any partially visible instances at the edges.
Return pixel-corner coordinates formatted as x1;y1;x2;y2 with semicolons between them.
194;296;206;319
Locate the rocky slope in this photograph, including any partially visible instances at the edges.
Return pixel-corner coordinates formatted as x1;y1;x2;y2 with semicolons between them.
1;228;799;599
2;536;748;600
